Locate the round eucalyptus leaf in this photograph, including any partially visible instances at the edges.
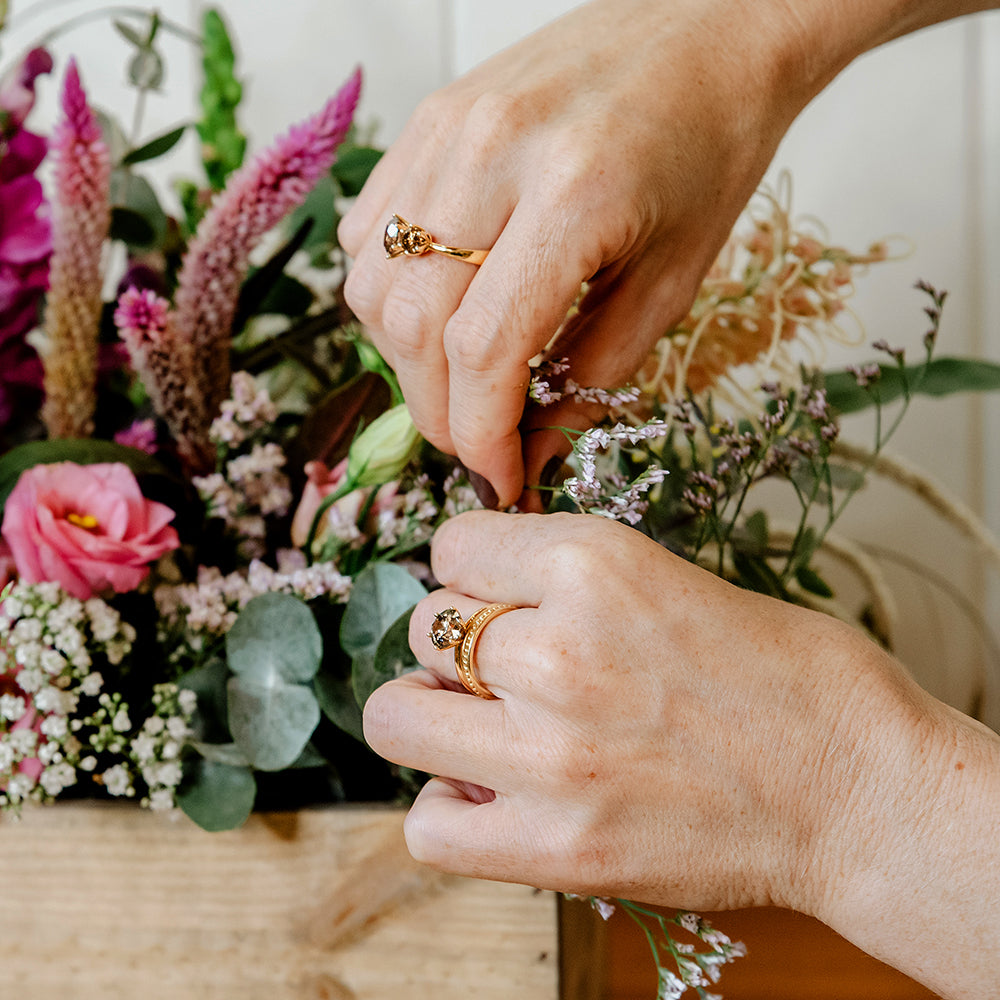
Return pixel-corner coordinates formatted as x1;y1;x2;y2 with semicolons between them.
340;562;427;659
190;741;250;768
178;656;230;742
227;675;321;772
353;607;420;708
226;592;322;685
177;758;256;832
314;670;365;743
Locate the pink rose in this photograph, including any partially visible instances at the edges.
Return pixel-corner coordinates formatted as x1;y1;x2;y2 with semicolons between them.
1;461;180;599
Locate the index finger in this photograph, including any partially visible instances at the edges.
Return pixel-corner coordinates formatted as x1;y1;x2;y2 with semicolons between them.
441;212;597;508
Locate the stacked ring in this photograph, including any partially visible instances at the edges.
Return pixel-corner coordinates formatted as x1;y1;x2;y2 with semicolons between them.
428;603;518;699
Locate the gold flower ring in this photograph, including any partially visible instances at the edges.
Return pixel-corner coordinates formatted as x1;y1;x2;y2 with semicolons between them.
384;214;489;266
428;604;518;699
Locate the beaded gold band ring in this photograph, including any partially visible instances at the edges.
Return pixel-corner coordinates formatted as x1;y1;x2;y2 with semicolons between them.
428;603;518;699
384;214;489;266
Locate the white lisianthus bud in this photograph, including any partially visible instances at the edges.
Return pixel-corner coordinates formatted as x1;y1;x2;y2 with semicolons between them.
346;404;421;489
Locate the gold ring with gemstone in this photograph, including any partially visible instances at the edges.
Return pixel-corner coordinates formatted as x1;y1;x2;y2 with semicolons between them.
384;214;489;266
428;603;518;699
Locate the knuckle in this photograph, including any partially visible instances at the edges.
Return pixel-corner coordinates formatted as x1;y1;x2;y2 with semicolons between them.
360;684;395;750
402;806;444;868
409;89;466;140
343;265;383;328
380;290;437;361
442;311;502;375
456;90;529;166
543;528;603;581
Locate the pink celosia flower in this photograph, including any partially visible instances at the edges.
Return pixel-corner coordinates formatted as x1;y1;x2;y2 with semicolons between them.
0;461;180;600
119;68;361;471
113;286;194;444
39;59;111;440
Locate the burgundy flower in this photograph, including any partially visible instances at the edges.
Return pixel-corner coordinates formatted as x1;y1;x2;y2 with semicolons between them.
0;48;52;431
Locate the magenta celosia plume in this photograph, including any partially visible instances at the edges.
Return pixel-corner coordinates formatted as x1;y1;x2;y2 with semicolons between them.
117;67;362;471
39;59;111;440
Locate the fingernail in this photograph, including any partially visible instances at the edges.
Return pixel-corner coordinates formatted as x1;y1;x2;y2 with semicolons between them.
467;470;499;510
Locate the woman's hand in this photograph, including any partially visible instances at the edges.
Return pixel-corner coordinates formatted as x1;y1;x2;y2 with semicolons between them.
363;510;1000;999
338;0;821;508
363;510;921;909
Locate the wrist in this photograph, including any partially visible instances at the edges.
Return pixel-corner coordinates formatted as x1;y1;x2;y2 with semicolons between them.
794;631;1000;997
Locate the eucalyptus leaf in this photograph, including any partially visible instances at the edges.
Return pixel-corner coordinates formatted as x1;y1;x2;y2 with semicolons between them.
227;675;321;772
741;510;769;554
314;671;365;742
190;741;250;767
226;592;322;685
290;743;328;769
178;656;231;743
827;463;868;492
128;48;164;90
789;526;819;572
177;758;256;831
113;18;145;47
340;562;427;659
354;606;420;708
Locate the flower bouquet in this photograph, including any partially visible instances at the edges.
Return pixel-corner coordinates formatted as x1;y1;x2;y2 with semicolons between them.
1;7;999;998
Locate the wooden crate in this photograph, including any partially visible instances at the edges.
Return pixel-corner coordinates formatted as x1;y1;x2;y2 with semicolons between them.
1;802;589;1000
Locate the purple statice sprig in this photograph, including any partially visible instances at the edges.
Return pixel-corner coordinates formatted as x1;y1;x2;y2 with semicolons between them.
669;380;849;587
562;419;670;525
191;372;292;562
153;557;351;667
614;900;746;1000
529;357;641;409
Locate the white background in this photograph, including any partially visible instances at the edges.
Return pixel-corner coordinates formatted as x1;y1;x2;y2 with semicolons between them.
4;0;999;723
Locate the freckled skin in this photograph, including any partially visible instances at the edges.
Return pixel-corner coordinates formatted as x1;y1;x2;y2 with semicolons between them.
365;510;1000;999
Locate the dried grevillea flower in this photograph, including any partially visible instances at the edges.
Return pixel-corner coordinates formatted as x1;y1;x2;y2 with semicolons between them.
638;175;895;408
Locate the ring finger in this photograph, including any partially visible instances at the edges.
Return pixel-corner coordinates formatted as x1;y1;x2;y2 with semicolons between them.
411;592;529;701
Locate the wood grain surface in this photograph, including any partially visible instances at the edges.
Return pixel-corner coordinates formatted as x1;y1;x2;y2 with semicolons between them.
2;803;558;1000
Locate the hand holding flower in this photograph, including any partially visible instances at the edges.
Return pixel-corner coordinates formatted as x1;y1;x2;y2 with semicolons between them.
1;461;180;600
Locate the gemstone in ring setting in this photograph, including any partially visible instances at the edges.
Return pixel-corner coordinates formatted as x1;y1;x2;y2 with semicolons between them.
384;214;431;258
428;607;465;650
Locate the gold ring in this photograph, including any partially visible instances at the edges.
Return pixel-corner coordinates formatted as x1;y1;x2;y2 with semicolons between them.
428;603;518;699
384;214;489;266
